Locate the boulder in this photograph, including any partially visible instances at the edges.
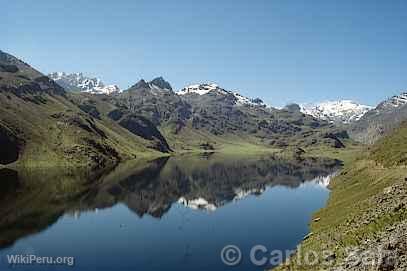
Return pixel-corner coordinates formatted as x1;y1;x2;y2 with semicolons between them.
0;125;21;165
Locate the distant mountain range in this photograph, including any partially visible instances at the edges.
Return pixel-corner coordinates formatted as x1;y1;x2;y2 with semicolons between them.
51;71;370;124
48;72;121;94
300;100;373;124
47;70;407;145
111;77;338;150
299;94;407;144
49;73;268;108
1;50;349;168
54;71;407;128
48;71;378;125
1;49;406;168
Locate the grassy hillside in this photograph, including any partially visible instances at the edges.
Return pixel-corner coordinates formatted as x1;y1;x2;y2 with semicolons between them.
0;50;351;169
0;50;164;168
275;123;407;270
370;121;407;167
0;91;164;168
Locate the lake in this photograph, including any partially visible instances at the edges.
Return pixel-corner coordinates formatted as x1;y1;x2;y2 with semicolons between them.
0;154;341;271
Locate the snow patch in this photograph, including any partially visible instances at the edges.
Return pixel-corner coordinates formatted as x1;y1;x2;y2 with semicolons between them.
178;83;266;108
300;100;373;123
178;83;221;95
49;72;121;95
233;187;266;201
303;172;339;188
376;92;407;110
177;197;217;211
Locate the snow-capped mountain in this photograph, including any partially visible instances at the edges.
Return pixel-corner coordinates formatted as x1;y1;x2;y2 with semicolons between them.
178;83;223;95
178;83;266;107
375;92;407;111
348;91;407;144
48;72;121;95
300;100;373;123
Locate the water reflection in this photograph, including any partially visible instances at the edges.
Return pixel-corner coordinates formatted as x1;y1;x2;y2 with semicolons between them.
0;154;341;250
81;155;341;216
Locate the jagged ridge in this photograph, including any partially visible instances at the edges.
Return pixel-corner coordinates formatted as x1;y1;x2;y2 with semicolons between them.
49;72;121;95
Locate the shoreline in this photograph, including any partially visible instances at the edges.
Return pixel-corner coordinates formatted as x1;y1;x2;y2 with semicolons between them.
274;144;407;270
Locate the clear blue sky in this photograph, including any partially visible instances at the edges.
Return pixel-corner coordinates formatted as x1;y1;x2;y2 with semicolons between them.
3;0;406;106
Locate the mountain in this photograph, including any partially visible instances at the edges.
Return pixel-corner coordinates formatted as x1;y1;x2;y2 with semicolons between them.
376;92;407;110
178;83;266;107
300;100;372;124
48;72;121;94
112;80;346;151
0;51;63;164
129;77;175;94
0;50;351;167
112;78;191;129
349;92;407;144
0;50;168;167
150;76;173;91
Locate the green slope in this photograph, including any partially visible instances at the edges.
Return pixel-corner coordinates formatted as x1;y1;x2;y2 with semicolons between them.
0;50;351;169
275;122;407;270
0;50;164;168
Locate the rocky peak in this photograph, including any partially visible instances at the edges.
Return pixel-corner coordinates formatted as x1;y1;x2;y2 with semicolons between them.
129;79;150;90
150;77;172;91
48;72;121;94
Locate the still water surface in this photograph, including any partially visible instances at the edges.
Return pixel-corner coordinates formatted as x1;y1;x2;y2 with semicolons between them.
0;154;341;271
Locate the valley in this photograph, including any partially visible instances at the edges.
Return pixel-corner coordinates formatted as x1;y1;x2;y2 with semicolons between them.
3;1;407;270
1;50;352;169
1;49;407;270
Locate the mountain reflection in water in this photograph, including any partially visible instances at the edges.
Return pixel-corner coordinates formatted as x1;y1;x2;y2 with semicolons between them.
0;154;341;251
75;154;341;219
